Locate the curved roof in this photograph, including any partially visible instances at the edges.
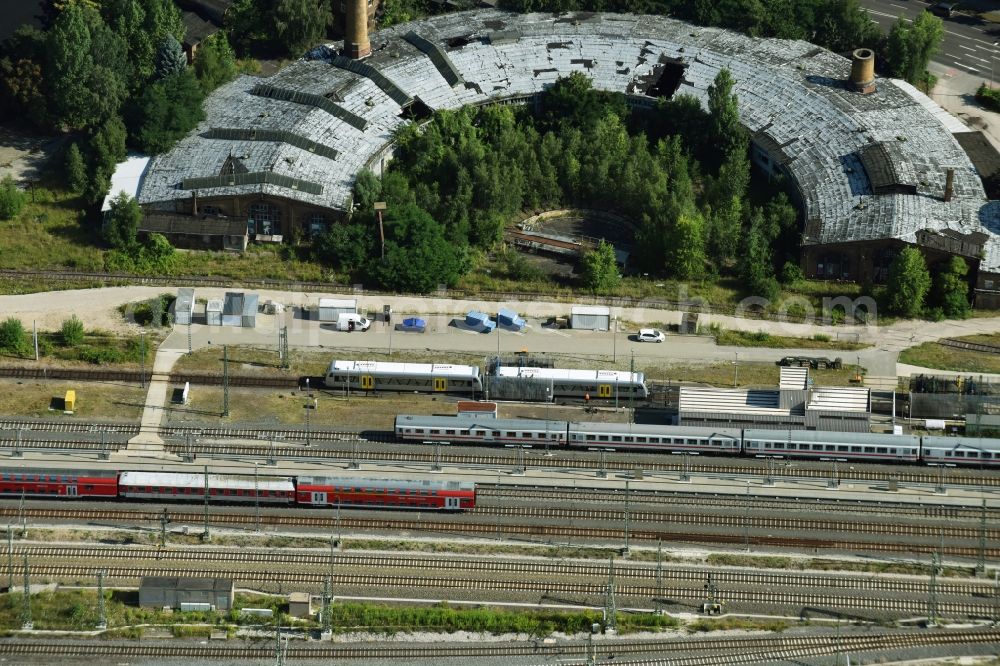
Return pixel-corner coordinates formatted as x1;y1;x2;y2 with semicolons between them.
137;9;1000;269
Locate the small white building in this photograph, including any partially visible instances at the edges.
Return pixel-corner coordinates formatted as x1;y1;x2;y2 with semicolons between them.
570;305;611;331
206;299;223;326
174;288;195;325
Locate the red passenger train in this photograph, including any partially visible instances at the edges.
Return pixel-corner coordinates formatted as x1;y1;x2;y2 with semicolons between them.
0;468;476;511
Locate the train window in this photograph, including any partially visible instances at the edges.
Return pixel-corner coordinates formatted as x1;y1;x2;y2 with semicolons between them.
447;430;456;435
685;438;697;445
968;451;979;457
612;436;622;442
876;447;887;454
492;431;501;437
983;452;992;458
837;446;848;452
599;435;609;442
586;435;596;441
84;485;93;490
955;451;966;457
850;446;861;453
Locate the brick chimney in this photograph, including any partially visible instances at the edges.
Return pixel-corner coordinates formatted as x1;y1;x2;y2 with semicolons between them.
849;48;876;94
944;168;955;202
345;0;371;59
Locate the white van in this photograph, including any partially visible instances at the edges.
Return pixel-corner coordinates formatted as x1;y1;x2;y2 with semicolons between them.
337;312;371;332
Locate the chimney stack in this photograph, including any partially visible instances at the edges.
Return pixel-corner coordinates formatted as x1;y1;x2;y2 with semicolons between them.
944;168;955;202
345;0;371;59
849;48;876;94
192;189;199;216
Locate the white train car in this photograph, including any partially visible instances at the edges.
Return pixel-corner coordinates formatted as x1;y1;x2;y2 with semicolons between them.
119;471;295;503
394;415;567;446
493;366;648;400
325;360;482;394
566;423;741;453
743;429;920;463
921;436;1000;467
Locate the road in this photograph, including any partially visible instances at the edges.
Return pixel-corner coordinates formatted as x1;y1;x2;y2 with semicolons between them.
859;0;1000;80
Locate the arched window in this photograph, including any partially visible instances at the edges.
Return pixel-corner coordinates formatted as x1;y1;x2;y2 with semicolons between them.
247;203;281;235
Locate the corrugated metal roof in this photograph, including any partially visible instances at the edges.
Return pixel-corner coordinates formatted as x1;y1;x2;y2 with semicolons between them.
495;366;642;383
807;386;870;412
779;367;808;390
571;305;611;316
319;298;357;308
679;387;790;416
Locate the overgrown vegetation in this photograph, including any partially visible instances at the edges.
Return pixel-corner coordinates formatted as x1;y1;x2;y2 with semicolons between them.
899;333;1000;374
0;313;155;365
977;83;1000;112
715;329;868;351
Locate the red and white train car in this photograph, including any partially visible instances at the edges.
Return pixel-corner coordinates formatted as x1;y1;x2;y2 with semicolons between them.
0;468;118;499
119;471;295;504
295;476;476;510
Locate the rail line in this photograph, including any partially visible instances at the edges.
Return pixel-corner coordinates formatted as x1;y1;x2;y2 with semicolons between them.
15;545;991;597
0;366;300;389
2;630;998;662
17;564;992;615
2;507;997;557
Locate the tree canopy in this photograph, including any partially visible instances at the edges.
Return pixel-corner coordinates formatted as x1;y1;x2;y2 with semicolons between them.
886;246;931;317
368;204;465;293
580;241;621;291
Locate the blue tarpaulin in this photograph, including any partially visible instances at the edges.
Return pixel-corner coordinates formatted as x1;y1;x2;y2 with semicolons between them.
497;308;526;331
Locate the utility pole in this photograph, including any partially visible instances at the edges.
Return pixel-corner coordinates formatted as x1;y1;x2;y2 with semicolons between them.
222;345;230;417
928;551;939;626
655;539;663;614
733;352;739;387
18;490;26;538
21;553;31;630
322;576;332;636
275;623;285;666
139;330;146;389
604;556;617;634
187;321;192;355
202;465;211;541
977;497;987;578
96;569;106;630
278;326;289;369
32;321;38;361
336;499;342;546
623;480;630;557
160;509;168;548
743;483;751;551
254;464;261;532
705;572;718;609
6;526;12;591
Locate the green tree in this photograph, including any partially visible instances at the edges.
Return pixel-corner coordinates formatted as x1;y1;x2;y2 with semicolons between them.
137;233;175;272
933;255;970;319
0;176;27;220
128;69;205;153
0;318;27;356
314;223;373;273
43;3;127;129
105;192;141;250
665;209;707;280
369;204;463;293
580;240;621;291
352;170;382;215
884;11;943;83
60;315;85;346
274;0;332;55
84;115;128;205
193;33;238;93
64;142;87;193
741;207;780;300
105;0;185;88
886;246;931;317
153;34;186;79
707;68;746;166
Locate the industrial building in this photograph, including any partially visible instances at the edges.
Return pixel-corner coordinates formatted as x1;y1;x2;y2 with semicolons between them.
132;10;1000;305
139;576;234;611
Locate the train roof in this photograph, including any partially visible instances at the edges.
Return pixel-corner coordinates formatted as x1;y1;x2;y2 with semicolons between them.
328;360;480;378
395;414;566;431
744;429;920;445
921;436;1000;452
119;471;295;491
0;468;118;478
297;476;474;491
494;366;644;383
568;423;742;439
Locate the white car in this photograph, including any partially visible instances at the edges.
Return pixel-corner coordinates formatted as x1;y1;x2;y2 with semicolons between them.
637;329;665;343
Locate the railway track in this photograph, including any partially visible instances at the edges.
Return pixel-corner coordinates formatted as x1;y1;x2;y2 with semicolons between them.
0;629;997;662
3;507;997;557
15;545;992;597
941;338;1000;355
15;564;994;614
0;366;300;389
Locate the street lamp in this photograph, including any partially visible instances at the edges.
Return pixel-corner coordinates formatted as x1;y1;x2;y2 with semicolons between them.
992;42;998;89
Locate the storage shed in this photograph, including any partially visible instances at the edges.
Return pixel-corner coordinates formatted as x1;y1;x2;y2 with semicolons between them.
570;305;611;331
175;288;195;325
139;577;234;611
288;592;311;618
318;298;357;322
222;292;258;328
205;299;223;326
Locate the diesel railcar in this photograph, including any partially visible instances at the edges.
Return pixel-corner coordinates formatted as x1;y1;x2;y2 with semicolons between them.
325;360;483;394
493;366;648;400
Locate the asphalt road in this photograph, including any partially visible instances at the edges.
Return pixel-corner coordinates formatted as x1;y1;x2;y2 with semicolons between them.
859;0;1000;79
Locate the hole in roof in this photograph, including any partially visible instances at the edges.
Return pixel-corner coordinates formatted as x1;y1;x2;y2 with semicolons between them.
646;58;686;99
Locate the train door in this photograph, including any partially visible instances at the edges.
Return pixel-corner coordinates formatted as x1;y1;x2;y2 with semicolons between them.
311;492;328;505
445;496;460;510
66;485;78;497
598;384;612;398
360;375;374;391
433;378;448;392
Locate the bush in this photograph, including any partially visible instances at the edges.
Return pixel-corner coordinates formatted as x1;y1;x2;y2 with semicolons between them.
977;84;1000;113
60;316;85;347
0;318;28;355
0;175;27;220
780;261;804;285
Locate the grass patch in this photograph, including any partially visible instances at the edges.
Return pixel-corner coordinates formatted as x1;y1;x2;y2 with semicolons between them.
640;361;858;387
0;378;146;419
899;333;1000;373
715;329;867;351
687;617;790;633
705;554;976;578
